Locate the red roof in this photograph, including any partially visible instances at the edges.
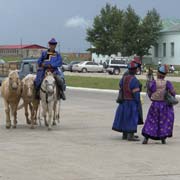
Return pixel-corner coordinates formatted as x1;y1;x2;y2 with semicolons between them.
0;44;47;49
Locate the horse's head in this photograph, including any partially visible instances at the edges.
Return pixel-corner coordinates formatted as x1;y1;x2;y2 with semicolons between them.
8;70;20;90
22;74;35;97
42;72;56;94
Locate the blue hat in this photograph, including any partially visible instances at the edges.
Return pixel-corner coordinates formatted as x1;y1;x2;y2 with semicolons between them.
158;64;168;75
48;38;57;44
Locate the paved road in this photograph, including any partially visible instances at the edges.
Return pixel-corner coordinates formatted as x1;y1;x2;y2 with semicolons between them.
64;71;180;82
0;89;180;180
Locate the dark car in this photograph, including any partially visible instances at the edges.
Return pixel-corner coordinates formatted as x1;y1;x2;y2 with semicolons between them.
18;59;38;79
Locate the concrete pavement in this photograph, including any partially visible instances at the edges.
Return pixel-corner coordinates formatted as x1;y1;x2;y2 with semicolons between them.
0;89;180;180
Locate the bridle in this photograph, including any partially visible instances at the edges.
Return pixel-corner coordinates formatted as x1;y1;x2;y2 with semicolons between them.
40;80;55;104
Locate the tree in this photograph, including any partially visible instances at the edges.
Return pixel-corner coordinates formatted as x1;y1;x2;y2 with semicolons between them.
86;3;123;55
135;8;162;60
121;5;140;56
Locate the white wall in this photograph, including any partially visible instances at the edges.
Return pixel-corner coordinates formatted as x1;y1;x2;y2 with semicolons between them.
152;31;180;65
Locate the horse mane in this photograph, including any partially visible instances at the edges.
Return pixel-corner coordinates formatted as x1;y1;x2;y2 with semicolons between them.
8;70;19;78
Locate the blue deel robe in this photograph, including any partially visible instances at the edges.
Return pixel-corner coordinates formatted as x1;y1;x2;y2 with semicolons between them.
112;76;141;133
34;50;64;88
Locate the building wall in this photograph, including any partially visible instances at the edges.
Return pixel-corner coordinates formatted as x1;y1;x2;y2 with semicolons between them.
62;52;91;60
21;49;46;58
0;49;19;56
152;32;180;65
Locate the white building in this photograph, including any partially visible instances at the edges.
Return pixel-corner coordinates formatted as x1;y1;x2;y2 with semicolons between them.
152;24;180;65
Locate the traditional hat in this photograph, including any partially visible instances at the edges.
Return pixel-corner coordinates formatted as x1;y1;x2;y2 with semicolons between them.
132;56;142;66
128;61;138;69
48;38;57;45
158;64;169;75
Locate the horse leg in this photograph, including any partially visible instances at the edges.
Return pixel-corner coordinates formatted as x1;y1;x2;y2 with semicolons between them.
24;103;31;125
48;102;53;130
52;102;56;126
4;100;11;129
34;102;39;125
29;103;35;129
12;104;18;128
42;106;48;127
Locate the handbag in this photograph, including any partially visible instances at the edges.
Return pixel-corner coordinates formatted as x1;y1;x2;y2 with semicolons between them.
116;88;123;103
164;90;179;106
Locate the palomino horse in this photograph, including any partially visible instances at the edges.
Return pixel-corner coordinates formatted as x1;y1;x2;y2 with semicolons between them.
1;70;22;128
39;71;59;130
21;74;39;129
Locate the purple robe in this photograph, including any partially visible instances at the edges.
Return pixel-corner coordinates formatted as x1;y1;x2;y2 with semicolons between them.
142;80;176;140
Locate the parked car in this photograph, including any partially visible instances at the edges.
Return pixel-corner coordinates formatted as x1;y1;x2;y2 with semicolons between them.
61;62;68;72
72;61;104;73
63;61;80;72
105;57;128;75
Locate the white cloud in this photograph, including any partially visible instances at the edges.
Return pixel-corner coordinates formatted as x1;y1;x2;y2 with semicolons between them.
65;16;90;28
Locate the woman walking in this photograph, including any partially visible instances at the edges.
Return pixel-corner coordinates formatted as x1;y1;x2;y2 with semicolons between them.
142;65;176;144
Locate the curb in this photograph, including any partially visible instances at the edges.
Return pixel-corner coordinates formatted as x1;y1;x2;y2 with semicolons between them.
67;86;180;98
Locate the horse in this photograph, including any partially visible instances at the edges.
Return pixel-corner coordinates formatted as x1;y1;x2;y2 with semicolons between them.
39;71;59;130
20;74;39;129
1;70;22;129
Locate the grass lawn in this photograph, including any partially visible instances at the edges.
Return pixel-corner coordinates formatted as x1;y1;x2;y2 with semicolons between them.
65;75;180;94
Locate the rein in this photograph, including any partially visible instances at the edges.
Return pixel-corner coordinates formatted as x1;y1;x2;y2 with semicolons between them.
40;83;55;104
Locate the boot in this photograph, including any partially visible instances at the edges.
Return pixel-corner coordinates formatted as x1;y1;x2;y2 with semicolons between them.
122;132;128;140
127;133;140;141
54;75;66;101
60;90;66;100
142;137;148;144
161;138;166;144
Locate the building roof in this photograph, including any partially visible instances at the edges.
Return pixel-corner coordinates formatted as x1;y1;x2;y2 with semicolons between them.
161;19;180;33
0;44;47;49
161;24;180;33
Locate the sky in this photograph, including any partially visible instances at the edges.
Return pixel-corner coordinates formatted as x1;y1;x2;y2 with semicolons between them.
0;0;180;52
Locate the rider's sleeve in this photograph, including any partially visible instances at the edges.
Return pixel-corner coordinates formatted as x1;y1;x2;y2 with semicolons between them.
37;51;46;66
50;52;62;68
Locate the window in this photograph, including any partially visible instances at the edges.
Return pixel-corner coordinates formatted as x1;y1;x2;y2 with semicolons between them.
154;43;159;57
163;43;166;57
171;42;174;57
86;62;93;65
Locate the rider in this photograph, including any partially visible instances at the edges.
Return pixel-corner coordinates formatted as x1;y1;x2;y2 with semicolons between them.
34;38;66;100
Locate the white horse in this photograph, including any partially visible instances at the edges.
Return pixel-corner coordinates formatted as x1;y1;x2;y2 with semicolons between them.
39;71;60;130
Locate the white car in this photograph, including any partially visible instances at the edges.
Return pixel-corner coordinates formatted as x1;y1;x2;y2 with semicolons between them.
72;61;104;73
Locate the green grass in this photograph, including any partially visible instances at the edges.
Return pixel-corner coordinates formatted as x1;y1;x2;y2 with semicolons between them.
2;56;21;62
65;75;180;94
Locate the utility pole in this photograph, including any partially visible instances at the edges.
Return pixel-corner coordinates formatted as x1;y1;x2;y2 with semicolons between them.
20;38;23;59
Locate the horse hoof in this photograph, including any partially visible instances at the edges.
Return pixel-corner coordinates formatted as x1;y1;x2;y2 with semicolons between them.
27;120;31;125
12;125;16;129
30;126;35;129
6;125;11;129
48;127;52;131
53;121;56;126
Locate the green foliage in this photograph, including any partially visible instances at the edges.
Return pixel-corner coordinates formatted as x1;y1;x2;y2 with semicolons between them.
86;4;162;58
136;8;162;58
86;3;124;55
121;5;140;56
